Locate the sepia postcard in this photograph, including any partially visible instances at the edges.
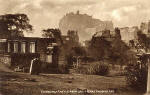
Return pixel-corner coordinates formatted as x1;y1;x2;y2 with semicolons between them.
0;0;150;95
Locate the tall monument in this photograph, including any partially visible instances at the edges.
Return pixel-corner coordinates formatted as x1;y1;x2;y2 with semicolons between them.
145;53;150;95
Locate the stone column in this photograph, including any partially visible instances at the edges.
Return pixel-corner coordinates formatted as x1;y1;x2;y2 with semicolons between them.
29;59;35;74
29;60;33;74
145;58;150;95
76;56;80;68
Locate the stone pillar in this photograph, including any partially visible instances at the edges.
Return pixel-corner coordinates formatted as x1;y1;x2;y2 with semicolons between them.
29;60;33;74
145;58;150;95
76;56;80;68
29;58;35;74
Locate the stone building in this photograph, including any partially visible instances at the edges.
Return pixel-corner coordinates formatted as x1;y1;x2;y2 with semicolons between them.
140;20;150;36
92;30;116;42
120;26;139;44
58;31;80;65
0;37;58;68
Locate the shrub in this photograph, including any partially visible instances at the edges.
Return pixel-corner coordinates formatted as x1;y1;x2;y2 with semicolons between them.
76;62;109;76
87;62;109;75
75;66;88;74
58;64;69;74
40;63;69;74
125;62;147;92
40;63;56;73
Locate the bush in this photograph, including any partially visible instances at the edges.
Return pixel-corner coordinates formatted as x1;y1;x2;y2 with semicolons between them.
40;63;57;73
125;62;147;92
58;64;69;74
76;62;109;76
40;63;69;74
75;66;88;74
87;62;109;75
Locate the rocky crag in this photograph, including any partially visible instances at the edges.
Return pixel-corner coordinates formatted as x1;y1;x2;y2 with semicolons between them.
59;11;114;41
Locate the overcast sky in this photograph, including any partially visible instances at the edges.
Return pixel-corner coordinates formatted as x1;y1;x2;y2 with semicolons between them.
0;0;150;37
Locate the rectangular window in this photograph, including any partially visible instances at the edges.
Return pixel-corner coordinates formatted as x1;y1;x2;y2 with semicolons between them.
21;42;26;53
0;42;6;53
14;42;18;53
46;55;52;63
8;42;10;53
29;42;35;53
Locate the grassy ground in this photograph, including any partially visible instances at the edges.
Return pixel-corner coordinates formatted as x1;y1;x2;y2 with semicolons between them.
0;64;144;95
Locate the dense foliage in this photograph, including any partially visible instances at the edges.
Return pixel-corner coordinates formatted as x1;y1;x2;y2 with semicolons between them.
125;55;148;92
0;14;32;37
88;28;130;66
137;30;150;51
76;62;109;76
42;28;63;44
125;31;150;92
